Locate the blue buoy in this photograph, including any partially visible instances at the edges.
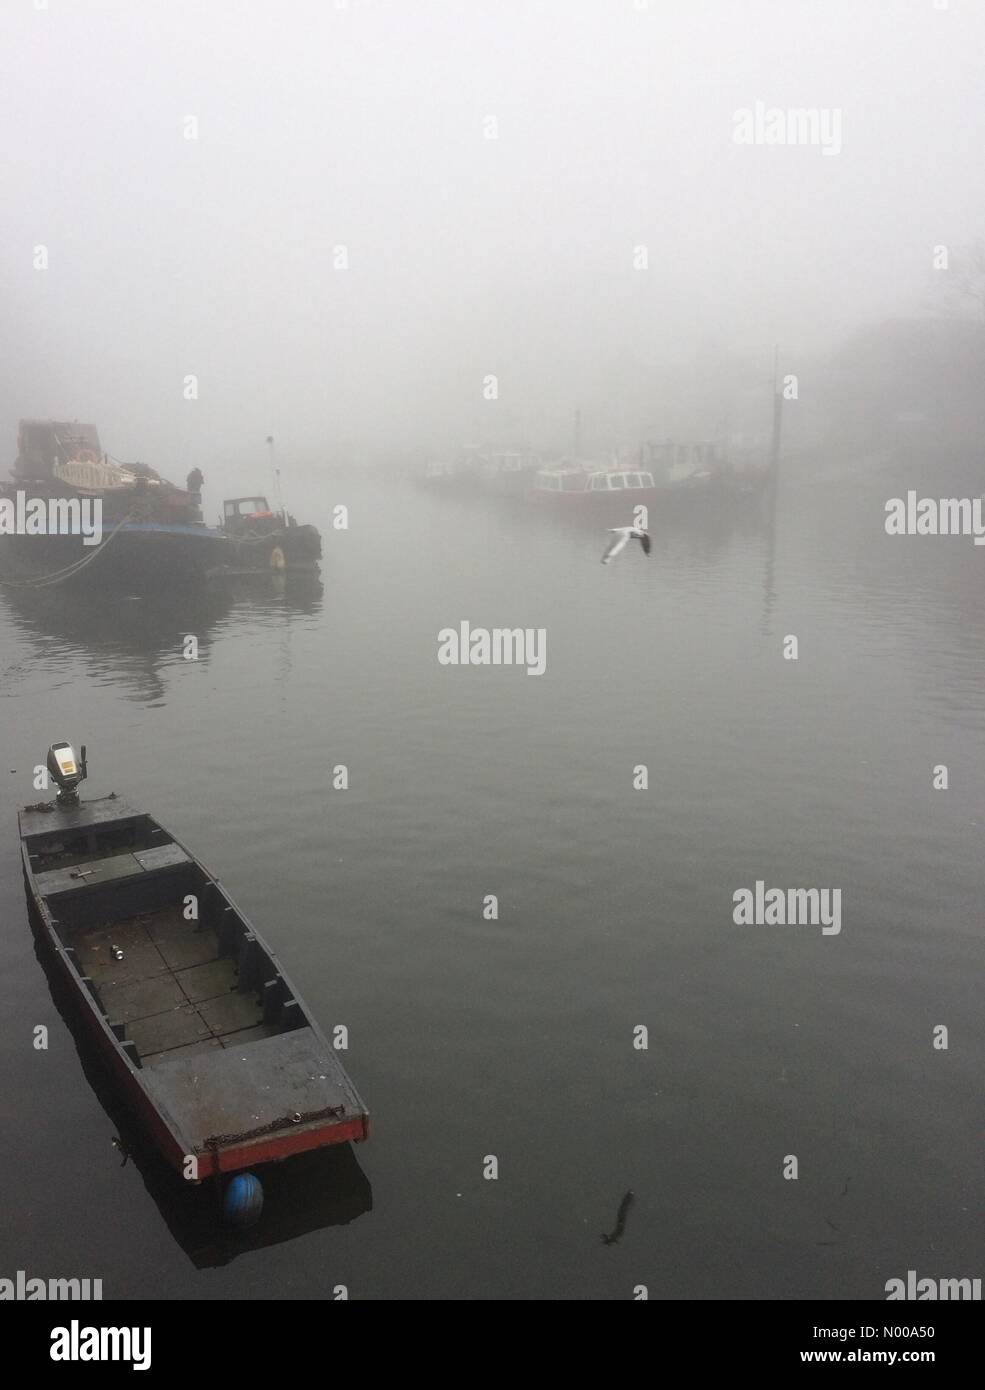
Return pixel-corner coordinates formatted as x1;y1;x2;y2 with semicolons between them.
222;1172;264;1228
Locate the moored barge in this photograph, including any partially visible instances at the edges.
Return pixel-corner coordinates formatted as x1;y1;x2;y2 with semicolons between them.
0;420;228;592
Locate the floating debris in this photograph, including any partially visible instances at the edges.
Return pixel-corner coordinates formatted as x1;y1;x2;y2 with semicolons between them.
601;1189;635;1246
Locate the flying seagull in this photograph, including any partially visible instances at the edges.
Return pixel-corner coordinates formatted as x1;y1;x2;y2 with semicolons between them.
601;526;651;564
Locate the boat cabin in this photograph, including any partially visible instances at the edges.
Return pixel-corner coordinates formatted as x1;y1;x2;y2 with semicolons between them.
584;468;655;492
532;465;656;496
222;497;280;535
15;420;103;481
642;439;724;483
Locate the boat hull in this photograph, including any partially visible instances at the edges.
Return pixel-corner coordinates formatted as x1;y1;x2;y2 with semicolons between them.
0;523;230;593
226;524;321;575
528;474;770;518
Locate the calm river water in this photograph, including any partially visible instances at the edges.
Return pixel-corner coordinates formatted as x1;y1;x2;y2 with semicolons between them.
1;453;981;1299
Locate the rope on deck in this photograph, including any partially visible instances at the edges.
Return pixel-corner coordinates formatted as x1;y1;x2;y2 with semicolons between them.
203;1102;347;1156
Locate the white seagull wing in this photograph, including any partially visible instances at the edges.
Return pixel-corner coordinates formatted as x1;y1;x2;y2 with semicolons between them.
601;531;631;563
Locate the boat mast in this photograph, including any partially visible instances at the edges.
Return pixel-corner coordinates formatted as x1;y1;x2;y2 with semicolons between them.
769;343;783;476
761;343;781;636
266;435;286;520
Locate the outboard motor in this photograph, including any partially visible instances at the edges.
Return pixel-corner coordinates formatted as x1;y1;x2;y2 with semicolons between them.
46;741;88;807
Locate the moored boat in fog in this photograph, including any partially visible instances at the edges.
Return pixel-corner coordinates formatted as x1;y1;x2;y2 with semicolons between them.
640;438;772;505
220;495;321;575
0;420;228;592
529;460;659;512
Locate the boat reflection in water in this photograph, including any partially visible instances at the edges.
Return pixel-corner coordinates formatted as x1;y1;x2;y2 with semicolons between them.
33;922;372;1271
0;574;324;705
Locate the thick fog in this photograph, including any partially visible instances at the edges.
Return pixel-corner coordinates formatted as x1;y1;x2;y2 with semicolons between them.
3;0;984;493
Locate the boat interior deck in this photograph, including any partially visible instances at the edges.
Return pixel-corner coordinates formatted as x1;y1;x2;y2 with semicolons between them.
74;905;276;1067
20;801;306;1072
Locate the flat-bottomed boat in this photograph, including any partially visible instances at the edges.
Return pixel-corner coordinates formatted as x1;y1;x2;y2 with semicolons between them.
18;744;368;1191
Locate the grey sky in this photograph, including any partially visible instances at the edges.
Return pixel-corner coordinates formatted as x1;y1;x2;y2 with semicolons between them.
2;0;983;486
